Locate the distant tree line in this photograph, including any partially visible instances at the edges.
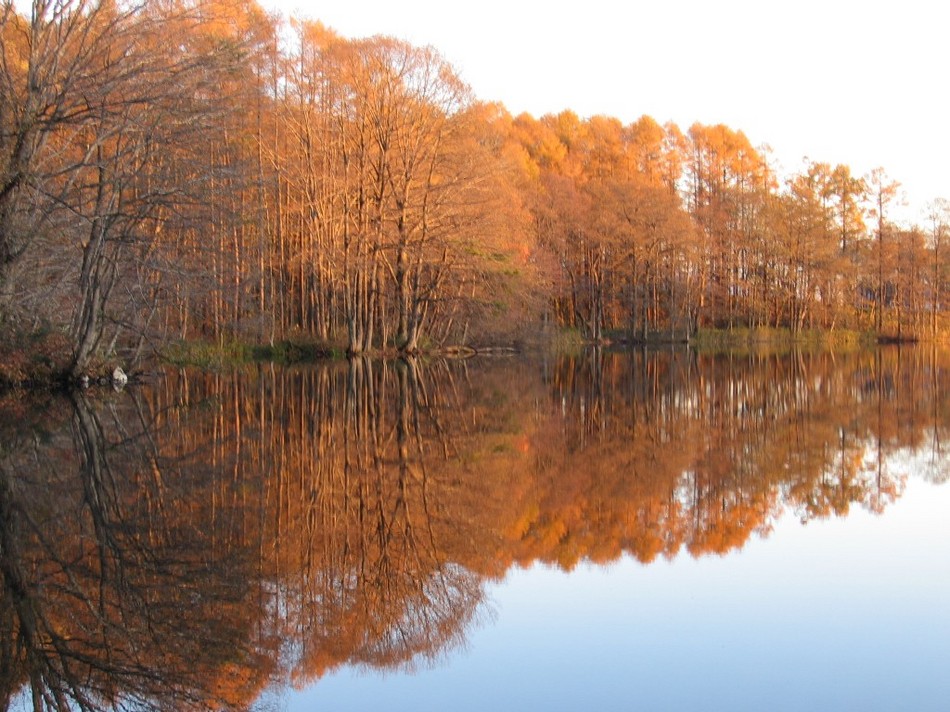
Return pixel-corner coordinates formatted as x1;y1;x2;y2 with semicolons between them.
1;0;948;379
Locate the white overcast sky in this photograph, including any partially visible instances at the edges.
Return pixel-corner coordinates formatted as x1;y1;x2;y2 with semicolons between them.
264;0;947;223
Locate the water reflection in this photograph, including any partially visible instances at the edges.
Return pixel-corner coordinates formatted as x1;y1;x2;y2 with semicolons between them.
0;391;264;711
0;348;947;710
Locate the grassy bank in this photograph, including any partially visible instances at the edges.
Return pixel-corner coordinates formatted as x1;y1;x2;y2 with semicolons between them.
543;326;940;354
0;328;73;390
3;324;943;392
688;327;880;352
161;338;340;369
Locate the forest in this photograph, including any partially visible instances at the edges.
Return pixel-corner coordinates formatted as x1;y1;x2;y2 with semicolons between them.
1;0;949;382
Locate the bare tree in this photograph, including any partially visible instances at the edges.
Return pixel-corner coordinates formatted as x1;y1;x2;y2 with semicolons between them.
0;0;240;375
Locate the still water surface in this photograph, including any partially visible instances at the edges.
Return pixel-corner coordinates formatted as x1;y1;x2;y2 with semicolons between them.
2;348;948;711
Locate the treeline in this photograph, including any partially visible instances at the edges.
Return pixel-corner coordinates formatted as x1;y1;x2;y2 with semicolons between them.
2;0;949;379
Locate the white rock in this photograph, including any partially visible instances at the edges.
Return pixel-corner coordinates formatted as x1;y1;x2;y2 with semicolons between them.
112;366;128;388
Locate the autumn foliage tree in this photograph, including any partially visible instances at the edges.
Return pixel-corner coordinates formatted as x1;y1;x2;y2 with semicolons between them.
3;0;950;384
0;0;245;376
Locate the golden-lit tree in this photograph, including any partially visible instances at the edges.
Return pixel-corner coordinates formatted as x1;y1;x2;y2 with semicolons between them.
4;0;950;381
686;123;774;328
0;0;249;374
866;167;902;334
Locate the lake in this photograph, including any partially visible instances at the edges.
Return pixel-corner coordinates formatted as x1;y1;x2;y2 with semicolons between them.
2;348;948;711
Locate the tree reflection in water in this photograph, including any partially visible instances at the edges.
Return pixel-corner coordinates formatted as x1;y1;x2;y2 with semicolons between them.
0;390;265;711
0;348;947;710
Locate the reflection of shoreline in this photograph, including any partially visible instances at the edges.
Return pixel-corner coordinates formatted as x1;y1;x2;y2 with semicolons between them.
389;475;950;712
0;349;947;710
0;389;264;712
526;349;940;566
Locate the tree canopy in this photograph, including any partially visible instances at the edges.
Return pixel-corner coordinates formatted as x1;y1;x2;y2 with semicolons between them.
1;0;948;380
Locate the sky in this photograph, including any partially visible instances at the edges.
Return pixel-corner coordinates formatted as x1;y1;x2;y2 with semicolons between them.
293;476;950;711
262;0;948;223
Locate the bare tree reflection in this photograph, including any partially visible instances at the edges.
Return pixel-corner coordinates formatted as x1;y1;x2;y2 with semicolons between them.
527;347;948;566
259;358;490;685
0;390;264;711
1;346;948;709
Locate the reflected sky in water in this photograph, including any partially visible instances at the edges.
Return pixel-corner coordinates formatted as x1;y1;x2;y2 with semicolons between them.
302;475;950;712
3;349;948;711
